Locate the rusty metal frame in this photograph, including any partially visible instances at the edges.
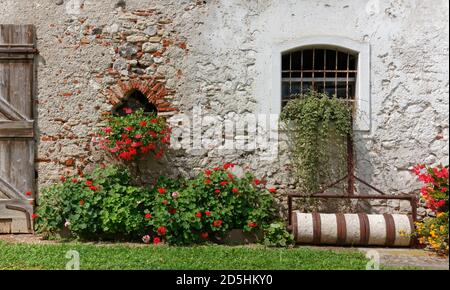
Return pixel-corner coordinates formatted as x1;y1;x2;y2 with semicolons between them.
286;126;419;247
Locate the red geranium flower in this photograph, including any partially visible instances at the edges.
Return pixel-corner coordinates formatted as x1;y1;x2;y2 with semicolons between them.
248;222;257;228
60;176;66;182
72;178;78;183
86;180;93;187
269;188;277;193
223;163;234;169
153;237;161;245
220;181;228;186
200;232;209;239
213;220;223;227
31;213;39;219
204;179;212;185
215;189;221;194
89;186;98;191
151;119;158;124
228;173;234;179
204;169;212;176
213;167;220;171
157;226;167;236
205;211;211;217
232;188;239;193
79;199;85;206
254;179;261;185
158;188;167;194
103;127;112;133
195;212;202;218
25;191;32;196
139;120;147;127
124;126;134;132
145;213;152;219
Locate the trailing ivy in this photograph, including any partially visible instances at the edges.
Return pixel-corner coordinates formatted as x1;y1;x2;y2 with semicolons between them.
280;91;353;193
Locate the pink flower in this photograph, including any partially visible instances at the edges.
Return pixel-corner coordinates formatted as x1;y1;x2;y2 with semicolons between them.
123;108;133;114
142;235;151;244
135;134;142;139
102;127;112;134
171;192;179;199
124;126;134;132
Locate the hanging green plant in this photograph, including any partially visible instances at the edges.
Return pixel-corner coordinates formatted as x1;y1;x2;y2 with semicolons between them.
280;91;353;193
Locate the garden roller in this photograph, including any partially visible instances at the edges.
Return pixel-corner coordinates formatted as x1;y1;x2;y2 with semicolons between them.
291;212;414;247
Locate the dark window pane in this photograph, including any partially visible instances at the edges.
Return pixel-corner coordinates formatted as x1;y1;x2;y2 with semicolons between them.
303;49;313;70
282;54;290;71
291;51;302;70
314;49;324;70
337;51;348;70
326;50;337;70
349;54;357;70
282;82;289;99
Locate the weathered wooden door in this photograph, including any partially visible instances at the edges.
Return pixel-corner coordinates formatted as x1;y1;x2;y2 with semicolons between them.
0;25;37;233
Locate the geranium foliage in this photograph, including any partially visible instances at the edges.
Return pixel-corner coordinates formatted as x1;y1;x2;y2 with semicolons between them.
412;164;449;255
98;108;170;161
143;163;277;245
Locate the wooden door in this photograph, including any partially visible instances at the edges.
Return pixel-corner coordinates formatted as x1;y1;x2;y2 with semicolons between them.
0;25;37;233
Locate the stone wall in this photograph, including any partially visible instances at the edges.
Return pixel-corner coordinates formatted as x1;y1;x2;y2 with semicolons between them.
1;0;448;217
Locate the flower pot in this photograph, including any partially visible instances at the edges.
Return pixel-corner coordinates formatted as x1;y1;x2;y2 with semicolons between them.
214;229;263;246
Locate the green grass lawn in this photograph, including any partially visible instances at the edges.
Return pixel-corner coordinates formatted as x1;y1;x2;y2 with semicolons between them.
0;241;369;270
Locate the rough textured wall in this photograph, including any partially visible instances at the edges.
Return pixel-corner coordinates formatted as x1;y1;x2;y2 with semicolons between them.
1;0;448;216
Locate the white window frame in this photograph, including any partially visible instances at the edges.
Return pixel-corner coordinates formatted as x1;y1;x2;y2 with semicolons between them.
271;36;371;131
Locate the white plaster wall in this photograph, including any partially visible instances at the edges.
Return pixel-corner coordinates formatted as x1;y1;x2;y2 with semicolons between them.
1;0;448;214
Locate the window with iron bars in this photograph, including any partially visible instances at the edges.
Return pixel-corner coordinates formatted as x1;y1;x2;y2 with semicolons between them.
281;48;358;107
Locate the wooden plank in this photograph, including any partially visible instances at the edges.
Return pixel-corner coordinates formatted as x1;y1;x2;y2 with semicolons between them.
0;61;10;103
0;175;25;199
0;25;12;46
0;97;28;121
0;120;34;138
0;140;11;191
9;60;32;118
10;140;34;196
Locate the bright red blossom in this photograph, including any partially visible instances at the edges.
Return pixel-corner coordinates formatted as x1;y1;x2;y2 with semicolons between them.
157;226;167;236
25;191;32;196
232;188;239;193
31;213;38;219
205;211;211;217
153;237;161;245
158;188;167;194
195;212;202;218
145;213;152;219
213;220;223;227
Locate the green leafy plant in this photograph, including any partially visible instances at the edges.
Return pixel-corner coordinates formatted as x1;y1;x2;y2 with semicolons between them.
35;165;151;240
263;222;295;247
280;91;352;193
98;108;170;161
143;163;277;245
412;164;449;255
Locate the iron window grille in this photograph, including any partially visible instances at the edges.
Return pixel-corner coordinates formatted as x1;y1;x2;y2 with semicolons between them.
281;48;358;107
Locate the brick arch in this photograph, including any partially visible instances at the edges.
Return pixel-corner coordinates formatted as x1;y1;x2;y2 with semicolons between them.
106;78;177;115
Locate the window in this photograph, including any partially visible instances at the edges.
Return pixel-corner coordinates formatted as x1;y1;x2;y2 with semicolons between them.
281;48;358;107
113;90;157;116
270;36;371;131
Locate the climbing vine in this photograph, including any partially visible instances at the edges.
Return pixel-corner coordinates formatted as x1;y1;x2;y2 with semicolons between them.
280;91;353;193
